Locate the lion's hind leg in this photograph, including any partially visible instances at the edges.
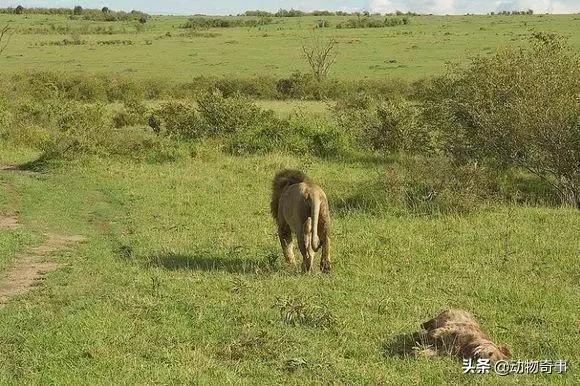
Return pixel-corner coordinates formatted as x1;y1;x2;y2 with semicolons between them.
320;236;331;274
318;204;331;274
278;221;295;265
298;217;314;273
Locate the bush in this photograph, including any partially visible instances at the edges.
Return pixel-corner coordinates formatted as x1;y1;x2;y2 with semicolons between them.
334;96;432;154
149;100;203;139
3;98;183;161
196;90;274;135
182;17;273;29
337;156;501;216
425;33;580;207
112;99;147;128
229;113;351;158
286;113;352;157
336;16;410;29
1;71;414;103
228;118;289;155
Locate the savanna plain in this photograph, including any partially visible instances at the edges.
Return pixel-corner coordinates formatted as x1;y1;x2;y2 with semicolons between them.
0;8;578;384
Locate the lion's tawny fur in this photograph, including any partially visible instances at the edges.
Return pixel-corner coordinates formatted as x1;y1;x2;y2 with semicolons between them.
421;309;510;362
271;169;331;273
270;169;309;220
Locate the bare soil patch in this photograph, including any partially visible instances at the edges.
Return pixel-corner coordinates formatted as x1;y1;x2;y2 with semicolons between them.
0;215;20;229
0;231;85;306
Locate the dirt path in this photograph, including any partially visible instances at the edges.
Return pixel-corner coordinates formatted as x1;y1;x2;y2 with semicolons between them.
0;215;20;229
0;232;85;305
0;168;86;307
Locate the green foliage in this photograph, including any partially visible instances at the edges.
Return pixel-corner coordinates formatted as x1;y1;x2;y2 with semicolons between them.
1;98;182;161
337;156;502;216
425;33;580;206
229;112;351;157
182;17;274;29
0;97;11;134
285;113;352;157
0;71;413;103
149;100;203;139
112;99;147;128
227;118;289;155
334;97;431;154
336;16;410;28
196;90;274;135
371;99;430;154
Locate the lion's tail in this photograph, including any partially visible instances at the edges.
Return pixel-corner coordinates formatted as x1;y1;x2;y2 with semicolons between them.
310;194;321;251
270;169;309;220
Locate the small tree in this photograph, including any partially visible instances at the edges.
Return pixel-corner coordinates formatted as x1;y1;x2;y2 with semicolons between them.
301;32;338;82
0;25;14;55
15;5;24;14
73;6;83;15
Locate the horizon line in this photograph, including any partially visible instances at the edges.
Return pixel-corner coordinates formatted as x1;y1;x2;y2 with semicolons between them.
2;5;580;17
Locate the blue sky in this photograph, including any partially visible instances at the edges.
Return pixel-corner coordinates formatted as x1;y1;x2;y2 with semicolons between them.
2;0;580;15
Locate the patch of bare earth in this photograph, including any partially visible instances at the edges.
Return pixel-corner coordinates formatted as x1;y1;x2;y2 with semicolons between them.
0;216;85;306
0;215;20;229
0;164;85;306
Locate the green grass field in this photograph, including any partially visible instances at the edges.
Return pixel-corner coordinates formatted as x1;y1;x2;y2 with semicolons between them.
1;13;580;81
0;10;579;385
0;145;578;384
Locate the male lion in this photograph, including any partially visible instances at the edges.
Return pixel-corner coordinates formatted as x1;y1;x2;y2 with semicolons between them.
270;169;331;273
421;309;510;362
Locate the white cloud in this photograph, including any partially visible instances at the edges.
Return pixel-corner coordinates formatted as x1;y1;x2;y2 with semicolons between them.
370;0;580;14
370;0;457;14
370;0;396;13
496;0;551;12
338;5;364;12
551;1;580;13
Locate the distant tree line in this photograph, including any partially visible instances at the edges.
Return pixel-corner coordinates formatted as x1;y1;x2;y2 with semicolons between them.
182;17;274;29
336;16;411;28
241;9;419;17
489;9;534;15
0;6;148;22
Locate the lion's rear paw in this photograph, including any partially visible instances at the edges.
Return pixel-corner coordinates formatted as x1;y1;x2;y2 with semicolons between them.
320;260;331;274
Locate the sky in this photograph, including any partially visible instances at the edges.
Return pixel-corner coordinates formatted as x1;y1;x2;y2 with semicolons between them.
2;0;580;15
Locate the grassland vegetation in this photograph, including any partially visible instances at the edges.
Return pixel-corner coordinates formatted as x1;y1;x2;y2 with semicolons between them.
2;12;579;81
423;33;580;207
0;24;13;54
182;17;275;29
1;32;577;208
336;16;411;28
0;10;578;383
